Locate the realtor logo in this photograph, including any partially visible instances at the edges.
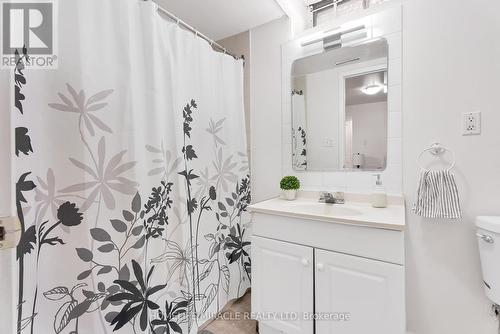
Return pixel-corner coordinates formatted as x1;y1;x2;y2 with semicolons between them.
1;0;57;68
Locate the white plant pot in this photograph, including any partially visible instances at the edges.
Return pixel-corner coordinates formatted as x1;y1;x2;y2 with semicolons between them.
282;189;297;200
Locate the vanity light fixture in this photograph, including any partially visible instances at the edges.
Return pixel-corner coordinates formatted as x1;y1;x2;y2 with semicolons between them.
340;28;368;46
300;27;341;47
300;25;366;48
361;84;385;95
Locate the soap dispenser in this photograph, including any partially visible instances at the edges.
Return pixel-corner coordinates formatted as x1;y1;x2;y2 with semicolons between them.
371;174;387;208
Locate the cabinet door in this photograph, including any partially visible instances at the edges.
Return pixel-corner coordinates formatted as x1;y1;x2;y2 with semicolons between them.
315;249;405;334
252;236;314;334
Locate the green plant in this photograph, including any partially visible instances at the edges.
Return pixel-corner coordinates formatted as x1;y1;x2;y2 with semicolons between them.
280;176;300;190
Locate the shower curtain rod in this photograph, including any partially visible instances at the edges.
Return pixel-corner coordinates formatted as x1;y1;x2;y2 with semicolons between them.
151;1;243;61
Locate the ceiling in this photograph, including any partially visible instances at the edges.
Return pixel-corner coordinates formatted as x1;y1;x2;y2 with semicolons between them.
155;0;285;41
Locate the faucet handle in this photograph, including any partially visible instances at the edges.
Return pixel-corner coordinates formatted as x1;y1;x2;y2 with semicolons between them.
320;191;333;198
319;192;336;203
333;192;345;204
333;191;344;199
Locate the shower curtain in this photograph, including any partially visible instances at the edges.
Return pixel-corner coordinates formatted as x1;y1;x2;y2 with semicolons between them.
13;1;250;333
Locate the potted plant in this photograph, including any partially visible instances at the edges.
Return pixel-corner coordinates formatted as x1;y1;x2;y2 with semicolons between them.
280;176;300;200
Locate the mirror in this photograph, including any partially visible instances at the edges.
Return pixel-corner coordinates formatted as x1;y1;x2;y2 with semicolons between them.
291;38;388;171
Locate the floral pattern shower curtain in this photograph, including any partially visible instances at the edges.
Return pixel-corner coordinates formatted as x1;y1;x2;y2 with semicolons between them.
12;1;250;333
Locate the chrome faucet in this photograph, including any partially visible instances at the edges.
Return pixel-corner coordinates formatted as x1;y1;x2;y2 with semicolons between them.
319;191;345;204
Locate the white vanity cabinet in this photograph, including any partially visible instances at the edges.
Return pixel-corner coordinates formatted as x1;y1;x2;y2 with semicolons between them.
249;198;406;334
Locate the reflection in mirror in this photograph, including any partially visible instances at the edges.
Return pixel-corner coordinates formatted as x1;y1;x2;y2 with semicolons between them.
292;89;308;170
291;38;388;171
344;70;388;170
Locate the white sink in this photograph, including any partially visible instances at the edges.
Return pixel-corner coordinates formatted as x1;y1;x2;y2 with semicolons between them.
288;203;362;217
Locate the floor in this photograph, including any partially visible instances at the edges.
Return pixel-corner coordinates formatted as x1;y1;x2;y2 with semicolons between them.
198;289;258;334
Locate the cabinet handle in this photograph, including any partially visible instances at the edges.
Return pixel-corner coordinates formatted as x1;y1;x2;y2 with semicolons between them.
301;258;309;267
317;263;324;271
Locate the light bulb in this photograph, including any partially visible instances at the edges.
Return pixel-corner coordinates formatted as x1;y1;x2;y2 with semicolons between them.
361;84;383;95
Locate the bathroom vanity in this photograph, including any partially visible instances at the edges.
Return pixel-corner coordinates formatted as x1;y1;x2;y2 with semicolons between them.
252;5;406;333
249;193;405;334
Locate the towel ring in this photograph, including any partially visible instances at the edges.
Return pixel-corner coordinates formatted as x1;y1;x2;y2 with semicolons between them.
417;143;456;171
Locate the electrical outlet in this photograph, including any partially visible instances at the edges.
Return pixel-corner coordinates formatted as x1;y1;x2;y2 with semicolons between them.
462;111;481;135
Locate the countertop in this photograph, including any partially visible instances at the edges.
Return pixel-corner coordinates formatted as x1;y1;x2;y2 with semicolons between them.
248;195;406;231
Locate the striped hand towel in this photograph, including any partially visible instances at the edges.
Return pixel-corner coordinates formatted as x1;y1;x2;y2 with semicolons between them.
413;169;462;219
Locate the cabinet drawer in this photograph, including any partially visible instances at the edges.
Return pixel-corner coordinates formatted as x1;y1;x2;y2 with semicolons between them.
252;236;314;334
252;212;404;265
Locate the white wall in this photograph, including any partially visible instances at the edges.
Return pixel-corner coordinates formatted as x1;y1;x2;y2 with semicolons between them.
403;0;500;333
250;17;290;202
